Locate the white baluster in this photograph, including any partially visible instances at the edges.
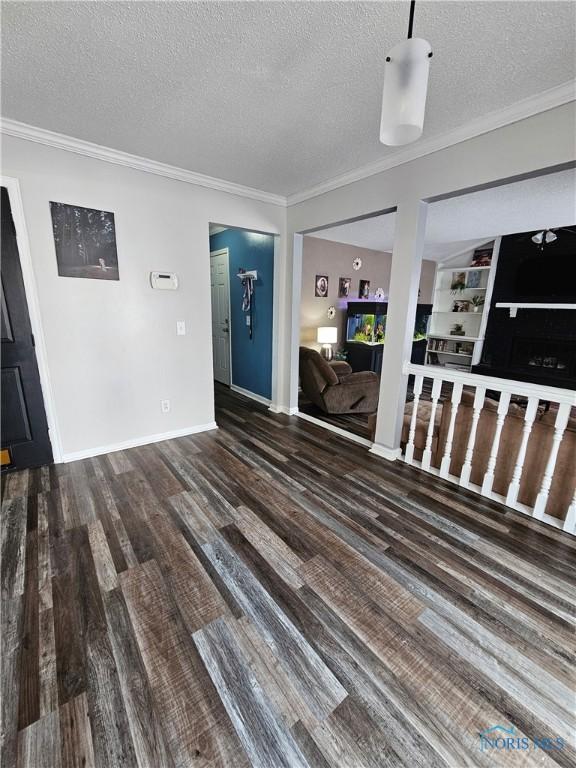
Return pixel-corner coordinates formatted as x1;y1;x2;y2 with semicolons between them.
404;375;423;465
533;403;571;519
506;397;539;508
563;490;576;534
459;386;486;489
481;392;511;497
440;382;463;479
422;378;443;471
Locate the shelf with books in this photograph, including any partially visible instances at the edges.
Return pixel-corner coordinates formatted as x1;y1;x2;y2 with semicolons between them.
426;239;500;370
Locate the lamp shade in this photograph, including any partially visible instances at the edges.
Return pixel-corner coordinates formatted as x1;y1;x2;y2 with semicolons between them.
317;326;338;344
380;37;432;146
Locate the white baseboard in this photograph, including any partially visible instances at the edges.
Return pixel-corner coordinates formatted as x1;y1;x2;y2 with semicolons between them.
369;443;402;461
269;404;299;416
296;411;373;448
60;421;218;463
230;384;271;407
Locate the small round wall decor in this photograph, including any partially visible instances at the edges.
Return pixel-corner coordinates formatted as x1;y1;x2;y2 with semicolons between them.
327;306;336;319
374;288;385;301
352;257;362;271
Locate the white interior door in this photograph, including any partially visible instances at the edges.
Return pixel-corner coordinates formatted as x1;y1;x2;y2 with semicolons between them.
210;249;231;385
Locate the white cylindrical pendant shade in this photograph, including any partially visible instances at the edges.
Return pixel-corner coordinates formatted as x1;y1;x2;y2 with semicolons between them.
380;37;432;146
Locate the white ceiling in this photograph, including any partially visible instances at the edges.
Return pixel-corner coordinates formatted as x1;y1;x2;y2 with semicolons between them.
309;168;576;261
2;1;575;197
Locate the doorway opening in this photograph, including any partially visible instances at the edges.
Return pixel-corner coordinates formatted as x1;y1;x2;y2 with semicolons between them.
1;185;54;472
295;208;430;445
209;224;276;414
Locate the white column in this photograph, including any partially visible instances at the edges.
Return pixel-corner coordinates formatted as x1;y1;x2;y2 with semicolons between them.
370;200;428;461
287;233;304;414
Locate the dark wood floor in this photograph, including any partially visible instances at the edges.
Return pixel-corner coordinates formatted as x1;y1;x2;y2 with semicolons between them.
2;386;575;768
297;396;373;441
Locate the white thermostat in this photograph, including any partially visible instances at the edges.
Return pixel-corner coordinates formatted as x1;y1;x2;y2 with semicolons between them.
150;271;178;290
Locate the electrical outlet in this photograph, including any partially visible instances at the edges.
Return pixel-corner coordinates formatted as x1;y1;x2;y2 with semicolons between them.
161;399;170;413
176;320;186;335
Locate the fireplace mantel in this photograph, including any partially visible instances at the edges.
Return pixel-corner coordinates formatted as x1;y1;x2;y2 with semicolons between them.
496;302;576;318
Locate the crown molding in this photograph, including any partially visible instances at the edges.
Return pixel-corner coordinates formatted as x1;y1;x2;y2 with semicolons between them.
0;118;287;207
287;81;576;206
2;80;574;210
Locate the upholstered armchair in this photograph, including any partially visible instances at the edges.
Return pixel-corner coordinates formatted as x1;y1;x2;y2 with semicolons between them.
299;347;379;414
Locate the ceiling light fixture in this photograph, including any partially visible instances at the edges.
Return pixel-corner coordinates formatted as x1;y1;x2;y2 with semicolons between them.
380;0;433;146
531;229;558;247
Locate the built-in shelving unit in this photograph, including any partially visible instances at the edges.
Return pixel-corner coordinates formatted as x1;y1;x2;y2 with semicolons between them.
425;239;500;371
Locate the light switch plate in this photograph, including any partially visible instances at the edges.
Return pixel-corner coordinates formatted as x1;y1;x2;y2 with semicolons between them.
176;321;186;335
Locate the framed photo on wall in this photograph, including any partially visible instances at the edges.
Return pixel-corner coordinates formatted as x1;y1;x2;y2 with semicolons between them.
359;279;370;299
315;274;329;297
50;202;119;280
338;277;351;297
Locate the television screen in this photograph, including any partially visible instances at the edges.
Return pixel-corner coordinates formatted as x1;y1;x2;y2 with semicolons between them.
515;250;576;301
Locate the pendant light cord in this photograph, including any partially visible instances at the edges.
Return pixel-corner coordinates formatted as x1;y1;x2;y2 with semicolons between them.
407;0;416;38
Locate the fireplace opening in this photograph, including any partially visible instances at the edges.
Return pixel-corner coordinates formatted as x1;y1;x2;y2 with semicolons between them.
510;338;575;380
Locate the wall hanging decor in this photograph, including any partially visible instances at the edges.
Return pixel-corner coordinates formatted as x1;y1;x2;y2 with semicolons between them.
374;287;386;301
359;280;370;299
50;202;119;280
352;257;362;271
315;274;329;297
237;269;257;339
338;277;351;297
327;306;336;319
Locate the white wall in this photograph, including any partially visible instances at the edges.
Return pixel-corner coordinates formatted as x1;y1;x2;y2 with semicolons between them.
280;103;576;409
2;135;286;459
300;236;436;348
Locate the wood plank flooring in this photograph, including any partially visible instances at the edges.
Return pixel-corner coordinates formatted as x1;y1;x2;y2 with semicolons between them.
2;385;575;767
297;397;373;441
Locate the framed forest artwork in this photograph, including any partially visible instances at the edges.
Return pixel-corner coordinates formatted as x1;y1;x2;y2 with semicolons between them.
50;202;119;280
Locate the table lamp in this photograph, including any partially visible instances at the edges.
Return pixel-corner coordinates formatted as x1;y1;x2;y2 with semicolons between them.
317;326;338;361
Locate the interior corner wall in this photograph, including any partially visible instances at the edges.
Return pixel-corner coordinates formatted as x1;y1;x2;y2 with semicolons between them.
300;236;436;350
2;134;285;459
209;229;274;399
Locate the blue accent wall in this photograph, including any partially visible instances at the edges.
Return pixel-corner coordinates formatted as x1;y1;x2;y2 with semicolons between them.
210;230;274;399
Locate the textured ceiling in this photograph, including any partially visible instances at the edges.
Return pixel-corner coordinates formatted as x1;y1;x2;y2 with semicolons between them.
2;1;575;196
310;169;576;261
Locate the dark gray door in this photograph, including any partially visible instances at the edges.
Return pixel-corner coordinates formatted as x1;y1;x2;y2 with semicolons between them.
1;186;53;471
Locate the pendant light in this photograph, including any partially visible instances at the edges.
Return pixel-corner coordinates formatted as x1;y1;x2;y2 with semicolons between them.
380;0;433;146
